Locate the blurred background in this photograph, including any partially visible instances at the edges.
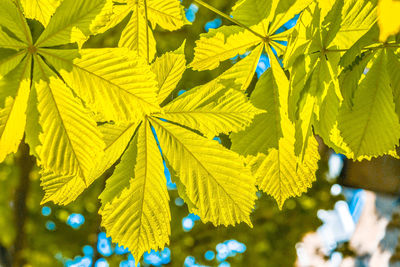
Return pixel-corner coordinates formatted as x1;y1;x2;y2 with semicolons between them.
1;0;400;266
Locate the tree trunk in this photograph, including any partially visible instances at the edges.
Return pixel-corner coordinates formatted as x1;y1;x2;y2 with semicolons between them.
11;142;34;267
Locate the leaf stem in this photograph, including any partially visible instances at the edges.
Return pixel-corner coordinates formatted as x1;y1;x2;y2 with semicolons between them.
144;0;150;64
193;0;266;40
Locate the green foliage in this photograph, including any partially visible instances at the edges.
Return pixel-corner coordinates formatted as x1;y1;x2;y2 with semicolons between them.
0;0;399;263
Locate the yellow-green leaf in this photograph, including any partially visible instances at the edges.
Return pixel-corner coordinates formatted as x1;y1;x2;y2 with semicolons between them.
189;26;262;71
231;66;320;209
40;171;86;205
0;50;26;81
328;0;377;49
41;120;141;206
21;0;60;26
100;119;170;261
338;50;400;159
151;118;256;226
151;44;186;104
90;121;140;182
191;42;264;94
378;0;400;41
0;56;31;162
33;57;105;182
247;135;319;209
269;0;312;35
219;43;264;91
99;128;139;209
39;48;160;122
0;0;32;44
35;0;112;47
387;49;400;119
97;2;131;33
0;28;27;49
162;86;263;138
231;0;274;27
146;0;185;31
119;7;157;62
231;70;281;156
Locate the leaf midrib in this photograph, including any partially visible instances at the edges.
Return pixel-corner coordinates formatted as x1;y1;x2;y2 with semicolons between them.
35;55;88;182
35;0;105;47
192;39;261;68
38;49;160;110
150;117;248;218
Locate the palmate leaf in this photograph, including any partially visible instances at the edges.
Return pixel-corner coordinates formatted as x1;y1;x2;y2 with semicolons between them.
0;0;162;213
39;48;160;122
33;56;105;182
0;0;138;205
34;0;112;47
100;120;170;261
20;0;60;26
285;0;378;69
151;118;257;226
0;56;31;162
190;0;313;72
284;0;378;159
188;0;315;141
285;0;377;69
231;62;320;209
19;0;162;204
338;49;400;159
314;48;400;160
98;45;261;260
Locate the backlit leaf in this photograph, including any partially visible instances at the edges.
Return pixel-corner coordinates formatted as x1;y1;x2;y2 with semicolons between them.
101;120;170;261
151;118;257;226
